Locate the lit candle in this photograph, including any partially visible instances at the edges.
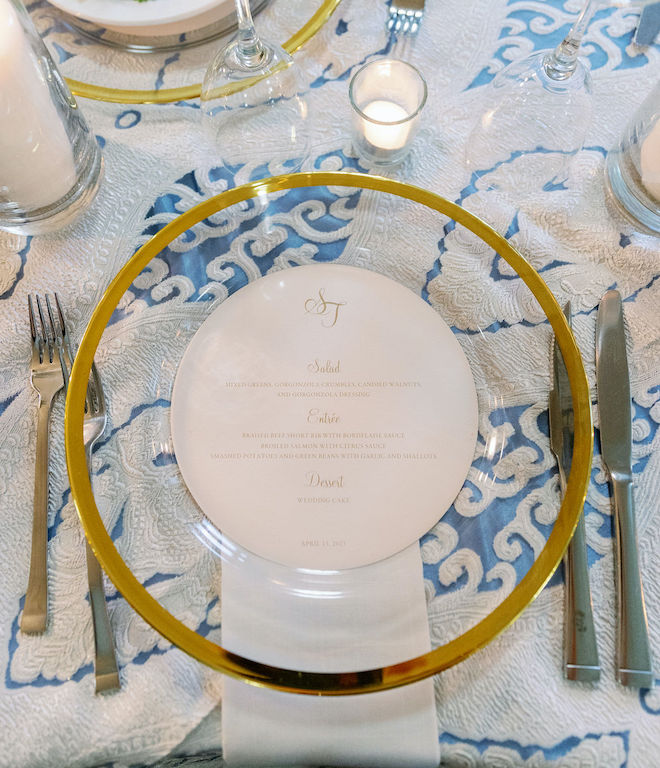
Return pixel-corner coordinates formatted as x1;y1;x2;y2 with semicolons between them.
640;117;660;201
349;59;426;167
362;100;411;151
0;0;77;210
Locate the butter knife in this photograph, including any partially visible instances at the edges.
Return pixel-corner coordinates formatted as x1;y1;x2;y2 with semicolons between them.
595;289;653;688
549;302;600;682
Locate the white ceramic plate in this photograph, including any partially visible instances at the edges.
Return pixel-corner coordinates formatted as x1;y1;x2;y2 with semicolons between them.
171;264;479;570
45;0;236;36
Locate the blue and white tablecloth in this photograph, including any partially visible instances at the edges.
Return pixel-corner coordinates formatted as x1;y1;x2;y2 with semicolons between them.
0;1;659;766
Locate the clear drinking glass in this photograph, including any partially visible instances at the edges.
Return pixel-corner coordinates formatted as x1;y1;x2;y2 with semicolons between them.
200;0;309;179
606;79;660;235
464;1;659;199
464;0;595;193
0;0;102;235
349;59;427;167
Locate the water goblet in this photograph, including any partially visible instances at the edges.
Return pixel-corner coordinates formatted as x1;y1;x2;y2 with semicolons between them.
465;1;654;196
200;0;310;181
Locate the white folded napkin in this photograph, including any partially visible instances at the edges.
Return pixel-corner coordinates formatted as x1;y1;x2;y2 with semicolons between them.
221;543;440;767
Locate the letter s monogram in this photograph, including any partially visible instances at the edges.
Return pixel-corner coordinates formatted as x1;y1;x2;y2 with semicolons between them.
304;289;346;328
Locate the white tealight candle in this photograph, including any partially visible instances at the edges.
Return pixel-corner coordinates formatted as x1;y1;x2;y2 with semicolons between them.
640;117;660;202
350;59;426;167
362;100;411;151
0;0;77;210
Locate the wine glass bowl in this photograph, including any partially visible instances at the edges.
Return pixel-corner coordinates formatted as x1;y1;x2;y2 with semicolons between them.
465;50;593;194
464;0;649;197
200;0;310;177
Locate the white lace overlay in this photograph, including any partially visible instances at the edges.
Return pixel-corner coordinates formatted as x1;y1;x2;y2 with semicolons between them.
1;0;659;766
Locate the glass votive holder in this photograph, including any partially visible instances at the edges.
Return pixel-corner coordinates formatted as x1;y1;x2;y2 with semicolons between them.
605;79;660;236
349;58;427;167
0;0;102;236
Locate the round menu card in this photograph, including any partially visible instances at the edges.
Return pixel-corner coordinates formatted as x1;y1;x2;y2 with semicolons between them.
171;264;478;570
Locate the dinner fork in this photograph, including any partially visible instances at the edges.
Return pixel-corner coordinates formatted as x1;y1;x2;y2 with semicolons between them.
21;294;65;634
50;298;121;693
388;0;425;59
82;363;121;693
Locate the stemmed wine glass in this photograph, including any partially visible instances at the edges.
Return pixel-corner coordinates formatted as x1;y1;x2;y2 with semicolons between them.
465;1;650;195
200;0;309;179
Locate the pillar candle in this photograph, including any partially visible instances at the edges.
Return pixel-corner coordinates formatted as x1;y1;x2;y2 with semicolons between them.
640;117;660;202
0;0;77;210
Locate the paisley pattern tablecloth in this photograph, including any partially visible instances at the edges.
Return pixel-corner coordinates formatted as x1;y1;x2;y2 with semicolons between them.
1;0;659;766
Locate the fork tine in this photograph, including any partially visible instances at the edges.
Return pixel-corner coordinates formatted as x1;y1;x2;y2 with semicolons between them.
53;293;74;377
28;295;38;344
88;362;105;417
36;295;56;365
28;295;43;365
45;293;71;392
387;8;398;30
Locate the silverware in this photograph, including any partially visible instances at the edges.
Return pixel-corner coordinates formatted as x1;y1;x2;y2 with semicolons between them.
387;0;424;59
21;294;66;634
388;0;424;34
83;363;121;693
595;289;653;688
549;302;600;682
52;301;121;693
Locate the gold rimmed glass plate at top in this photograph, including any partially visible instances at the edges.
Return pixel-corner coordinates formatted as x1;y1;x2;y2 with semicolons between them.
64;171;593;695
31;0;341;104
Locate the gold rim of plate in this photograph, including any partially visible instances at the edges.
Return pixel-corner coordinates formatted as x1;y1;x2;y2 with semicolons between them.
62;0;342;104
64;171;594;695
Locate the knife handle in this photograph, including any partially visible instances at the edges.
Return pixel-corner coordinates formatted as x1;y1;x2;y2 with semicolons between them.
611;474;653;688
559;472;600;681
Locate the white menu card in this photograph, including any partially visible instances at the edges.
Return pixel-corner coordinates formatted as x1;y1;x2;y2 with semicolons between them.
171;264;477;570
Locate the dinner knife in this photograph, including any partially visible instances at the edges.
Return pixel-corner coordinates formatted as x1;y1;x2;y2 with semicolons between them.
595;289;653;688
549;302;600;682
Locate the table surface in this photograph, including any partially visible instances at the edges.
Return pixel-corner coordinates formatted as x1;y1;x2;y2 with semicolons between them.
1;1;659;767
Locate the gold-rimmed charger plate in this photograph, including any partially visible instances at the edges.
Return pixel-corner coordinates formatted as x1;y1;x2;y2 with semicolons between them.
32;0;341;104
64;171;593;695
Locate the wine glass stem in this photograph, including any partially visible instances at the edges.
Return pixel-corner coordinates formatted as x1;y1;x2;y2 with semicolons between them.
543;0;598;80
235;0;266;68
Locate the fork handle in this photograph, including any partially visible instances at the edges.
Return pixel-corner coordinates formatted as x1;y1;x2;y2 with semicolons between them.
21;396;54;634
84;446;120;693
86;540;120;693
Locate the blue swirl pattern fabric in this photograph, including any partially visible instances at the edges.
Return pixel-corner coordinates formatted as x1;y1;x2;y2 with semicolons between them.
0;1;659;766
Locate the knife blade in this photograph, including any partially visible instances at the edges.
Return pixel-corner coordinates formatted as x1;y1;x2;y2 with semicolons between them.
595;289;653;688
549;302;600;682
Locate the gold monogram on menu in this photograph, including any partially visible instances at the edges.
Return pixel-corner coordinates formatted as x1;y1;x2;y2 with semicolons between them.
304;289;346;328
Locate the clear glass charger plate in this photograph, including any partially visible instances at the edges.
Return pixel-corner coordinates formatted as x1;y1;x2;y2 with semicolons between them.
30;0;341;103
64;171;592;695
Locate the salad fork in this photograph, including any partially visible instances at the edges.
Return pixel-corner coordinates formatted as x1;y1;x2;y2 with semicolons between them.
21;294;65;634
50;298;120;693
82;363;121;693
